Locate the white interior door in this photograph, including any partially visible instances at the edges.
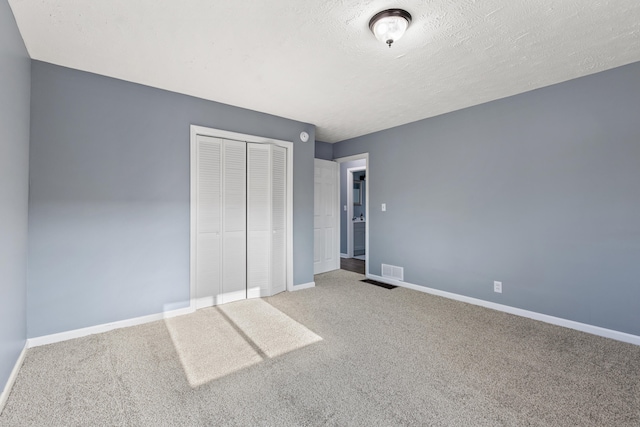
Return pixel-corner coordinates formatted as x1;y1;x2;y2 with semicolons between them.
314;159;339;274
270;146;287;295
195;135;222;308
247;143;271;299
221;139;247;304
246;143;288;297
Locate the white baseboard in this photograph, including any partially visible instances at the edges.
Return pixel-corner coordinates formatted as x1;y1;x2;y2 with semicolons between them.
195;296;216;309
340;253;349;259
292;281;315;291
25;281;323;348
367;274;640;346
0;342;27;415
28;306;195;348
163;306;194;319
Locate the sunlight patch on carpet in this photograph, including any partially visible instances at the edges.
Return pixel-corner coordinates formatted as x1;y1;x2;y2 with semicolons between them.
165;299;322;387
219;299;323;358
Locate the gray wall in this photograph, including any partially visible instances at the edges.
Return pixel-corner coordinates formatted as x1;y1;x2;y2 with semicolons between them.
314;140;333;160
333;61;640;336
28;61;315;338
339;159;366;254
0;0;30;393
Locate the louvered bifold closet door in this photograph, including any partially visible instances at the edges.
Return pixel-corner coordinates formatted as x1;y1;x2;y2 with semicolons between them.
220;139;247;304
195;135;222;308
247;143;271;298
270;146;287;295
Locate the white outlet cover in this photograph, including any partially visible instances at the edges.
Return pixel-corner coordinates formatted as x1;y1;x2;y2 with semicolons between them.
381;203;386;211
494;281;502;293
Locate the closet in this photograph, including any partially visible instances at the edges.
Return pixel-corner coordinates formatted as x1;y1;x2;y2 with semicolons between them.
193;133;288;309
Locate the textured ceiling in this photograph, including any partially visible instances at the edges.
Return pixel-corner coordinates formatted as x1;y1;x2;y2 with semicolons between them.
8;0;640;143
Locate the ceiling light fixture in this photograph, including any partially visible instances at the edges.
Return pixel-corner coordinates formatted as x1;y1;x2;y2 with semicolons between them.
369;9;412;48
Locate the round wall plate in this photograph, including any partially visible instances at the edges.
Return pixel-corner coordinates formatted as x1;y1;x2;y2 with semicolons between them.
300;131;309;142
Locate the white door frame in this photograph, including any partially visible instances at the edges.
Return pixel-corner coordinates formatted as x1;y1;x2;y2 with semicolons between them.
190;125;294;311
335;153;369;276
346;166;366;258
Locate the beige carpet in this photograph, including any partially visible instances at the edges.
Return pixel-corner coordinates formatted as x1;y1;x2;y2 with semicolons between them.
165;299;322;387
1;269;639;426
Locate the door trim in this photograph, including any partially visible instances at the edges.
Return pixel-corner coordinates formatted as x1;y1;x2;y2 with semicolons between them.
190;125;294;311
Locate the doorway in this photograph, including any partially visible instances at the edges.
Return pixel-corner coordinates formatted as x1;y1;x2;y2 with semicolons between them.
335;154;369;276
347;167;366;260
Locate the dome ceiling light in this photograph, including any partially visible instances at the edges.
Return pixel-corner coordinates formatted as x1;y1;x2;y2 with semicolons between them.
369;9;412;48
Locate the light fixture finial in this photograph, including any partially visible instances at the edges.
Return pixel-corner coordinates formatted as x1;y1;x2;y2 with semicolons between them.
369;9;412;48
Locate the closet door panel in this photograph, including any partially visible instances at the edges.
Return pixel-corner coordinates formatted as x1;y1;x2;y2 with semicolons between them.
221;140;247;304
247;143;271;298
271;146;287;295
195;136;222;306
221;233;246;303
247;232;270;298
223;140;247;231
196;234;221;307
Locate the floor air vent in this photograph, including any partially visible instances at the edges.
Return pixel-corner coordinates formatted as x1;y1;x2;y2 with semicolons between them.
361;279;397;289
381;264;404;281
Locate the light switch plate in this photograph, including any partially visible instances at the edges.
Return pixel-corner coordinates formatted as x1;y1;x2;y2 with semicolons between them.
381;203;386;211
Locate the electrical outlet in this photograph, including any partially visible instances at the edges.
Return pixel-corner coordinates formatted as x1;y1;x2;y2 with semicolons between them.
494;281;502;293
381;203;386;211
343;205;347;211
